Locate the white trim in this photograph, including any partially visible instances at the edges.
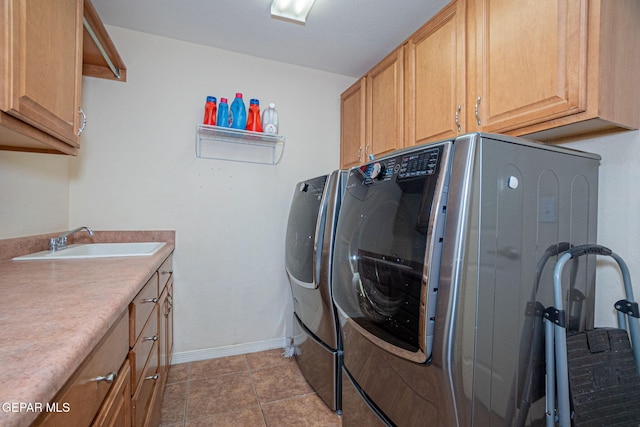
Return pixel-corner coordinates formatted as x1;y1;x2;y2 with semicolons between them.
170;337;289;365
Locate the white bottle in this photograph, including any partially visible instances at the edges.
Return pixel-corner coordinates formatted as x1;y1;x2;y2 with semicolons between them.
262;103;279;135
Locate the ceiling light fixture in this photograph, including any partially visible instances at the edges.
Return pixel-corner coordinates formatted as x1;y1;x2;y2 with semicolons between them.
271;0;316;24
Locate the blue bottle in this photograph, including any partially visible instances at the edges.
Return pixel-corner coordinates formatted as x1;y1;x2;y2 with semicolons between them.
229;92;247;129
217;97;230;127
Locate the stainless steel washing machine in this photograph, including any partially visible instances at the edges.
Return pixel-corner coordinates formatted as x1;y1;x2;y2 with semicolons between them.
332;133;600;426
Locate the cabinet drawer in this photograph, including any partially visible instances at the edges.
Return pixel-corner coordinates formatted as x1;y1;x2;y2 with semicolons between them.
158;253;173;290
91;360;131;427
37;311;129;427
130;305;159;392
129;273;159;346
132;341;160;427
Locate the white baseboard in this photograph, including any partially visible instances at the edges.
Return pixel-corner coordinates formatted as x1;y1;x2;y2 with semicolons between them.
170;337;289;365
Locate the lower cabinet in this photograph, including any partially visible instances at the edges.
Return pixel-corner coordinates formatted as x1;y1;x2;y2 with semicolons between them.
129;252;173;427
159;277;174;385
131;341;160;427
91;361;132;427
35;251;174;427
35;311;129;427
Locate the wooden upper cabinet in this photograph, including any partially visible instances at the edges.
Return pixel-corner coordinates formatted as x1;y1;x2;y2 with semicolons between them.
366;47;403;160
340;78;366;169
0;0;125;155
341;0;640;167
469;0;640;140
405;0;465;147
468;0;586;133
340;48;403;169
1;0;83;153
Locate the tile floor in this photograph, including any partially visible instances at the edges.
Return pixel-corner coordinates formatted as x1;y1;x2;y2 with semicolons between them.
159;348;342;426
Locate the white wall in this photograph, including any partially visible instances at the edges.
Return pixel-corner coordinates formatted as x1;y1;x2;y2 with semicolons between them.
0;151;69;238
69;27;354;362
565;131;640;328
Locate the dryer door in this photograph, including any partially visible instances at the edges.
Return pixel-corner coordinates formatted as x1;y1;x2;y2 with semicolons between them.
333;143;451;363
285;174;328;290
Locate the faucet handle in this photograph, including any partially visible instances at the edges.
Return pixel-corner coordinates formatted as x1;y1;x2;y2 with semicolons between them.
49;236;68;252
49;227;92;252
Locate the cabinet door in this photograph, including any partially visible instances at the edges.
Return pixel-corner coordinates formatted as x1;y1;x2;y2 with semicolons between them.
1;0;83;147
367;48;403;158
340;78;366;169
405;0;465;146
159;278;174;380
469;0;587;132
166;280;173;368
91;361;131;427
35;312;129;427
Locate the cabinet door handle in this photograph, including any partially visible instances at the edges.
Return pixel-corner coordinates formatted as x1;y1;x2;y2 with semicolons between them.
142;298;158;304
143;335;159;342
95;372;117;384
77;109;87;136
357;146;362;161
475;96;482;126
145;374;159;381
455;105;462;132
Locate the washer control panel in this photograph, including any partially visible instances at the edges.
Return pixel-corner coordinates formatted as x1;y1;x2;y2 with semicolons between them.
398;148;440;180
355;145;443;184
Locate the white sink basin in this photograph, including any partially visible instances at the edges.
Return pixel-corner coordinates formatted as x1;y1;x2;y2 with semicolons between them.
13;242;166;260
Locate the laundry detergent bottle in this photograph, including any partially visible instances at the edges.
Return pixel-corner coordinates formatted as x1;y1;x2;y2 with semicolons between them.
262;102;279;134
245;99;263;132
217;97;230;127
203;96;217;126
229;92;247;129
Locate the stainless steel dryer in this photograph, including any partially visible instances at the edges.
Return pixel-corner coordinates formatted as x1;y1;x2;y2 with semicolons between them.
332;133;600;426
285;170;347;413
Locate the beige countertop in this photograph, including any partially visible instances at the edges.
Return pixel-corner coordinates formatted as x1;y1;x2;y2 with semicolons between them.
0;231;174;427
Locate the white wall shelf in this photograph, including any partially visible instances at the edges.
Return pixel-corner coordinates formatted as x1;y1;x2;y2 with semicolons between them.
195;124;285;165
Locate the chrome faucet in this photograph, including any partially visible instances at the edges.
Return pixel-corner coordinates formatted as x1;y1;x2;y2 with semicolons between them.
49;226;94;252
